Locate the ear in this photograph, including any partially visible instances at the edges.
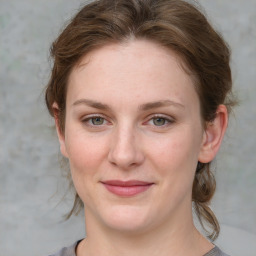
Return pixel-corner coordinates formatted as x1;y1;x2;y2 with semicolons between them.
52;102;68;158
198;105;228;163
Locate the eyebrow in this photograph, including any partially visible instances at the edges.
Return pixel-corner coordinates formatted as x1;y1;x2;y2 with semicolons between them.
139;100;185;111
73;99;111;110
72;99;184;111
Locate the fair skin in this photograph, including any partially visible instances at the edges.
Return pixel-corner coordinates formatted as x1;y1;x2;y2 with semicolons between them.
53;39;228;256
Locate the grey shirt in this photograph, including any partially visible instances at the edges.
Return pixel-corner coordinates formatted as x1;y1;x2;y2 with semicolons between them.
49;240;230;256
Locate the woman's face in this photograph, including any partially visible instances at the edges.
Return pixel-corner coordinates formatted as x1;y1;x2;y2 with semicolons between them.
57;40;208;233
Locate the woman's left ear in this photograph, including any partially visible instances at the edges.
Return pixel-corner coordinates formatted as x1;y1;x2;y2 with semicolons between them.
198;105;228;163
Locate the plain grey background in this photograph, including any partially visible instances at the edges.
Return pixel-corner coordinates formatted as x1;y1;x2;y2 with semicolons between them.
0;1;256;256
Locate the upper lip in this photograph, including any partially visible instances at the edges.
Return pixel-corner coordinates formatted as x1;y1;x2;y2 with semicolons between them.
101;180;154;186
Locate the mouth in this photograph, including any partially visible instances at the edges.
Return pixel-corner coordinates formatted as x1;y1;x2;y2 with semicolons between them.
101;180;154;197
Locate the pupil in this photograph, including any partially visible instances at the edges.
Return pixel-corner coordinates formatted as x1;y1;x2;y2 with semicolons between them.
153;118;165;126
92;117;103;125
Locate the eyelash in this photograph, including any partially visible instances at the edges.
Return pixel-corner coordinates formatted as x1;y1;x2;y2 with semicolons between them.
81;114;109;127
81;114;175;128
146;115;174;128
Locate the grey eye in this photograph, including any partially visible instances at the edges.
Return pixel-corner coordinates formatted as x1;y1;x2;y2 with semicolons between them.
91;117;105;125
153;117;166;126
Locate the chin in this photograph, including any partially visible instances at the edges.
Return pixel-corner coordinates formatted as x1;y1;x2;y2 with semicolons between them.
99;204;153;234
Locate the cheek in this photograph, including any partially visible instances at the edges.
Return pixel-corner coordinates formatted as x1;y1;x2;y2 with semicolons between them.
64;129;109;174
148;130;200;173
148;130;201;206
64;130;110;203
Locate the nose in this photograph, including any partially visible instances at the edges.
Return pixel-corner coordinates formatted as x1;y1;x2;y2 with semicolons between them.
108;126;145;169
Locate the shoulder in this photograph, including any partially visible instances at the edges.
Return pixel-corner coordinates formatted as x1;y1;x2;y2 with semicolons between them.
204;245;231;256
48;241;81;256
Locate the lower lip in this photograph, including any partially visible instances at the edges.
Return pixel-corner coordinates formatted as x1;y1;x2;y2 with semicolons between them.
103;184;153;197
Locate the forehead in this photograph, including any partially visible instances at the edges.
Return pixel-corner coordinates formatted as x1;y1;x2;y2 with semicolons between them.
67;39;198;109
75;39;188;75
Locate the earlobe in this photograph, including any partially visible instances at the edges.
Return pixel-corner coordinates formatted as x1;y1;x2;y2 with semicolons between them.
52;102;68;158
198;105;228;163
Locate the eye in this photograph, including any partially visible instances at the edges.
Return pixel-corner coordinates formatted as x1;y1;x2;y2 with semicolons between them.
152;117;168;126
91;117;105;125
82;115;108;126
146;115;174;127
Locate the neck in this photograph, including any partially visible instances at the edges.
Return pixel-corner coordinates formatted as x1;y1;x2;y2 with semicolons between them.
77;204;213;256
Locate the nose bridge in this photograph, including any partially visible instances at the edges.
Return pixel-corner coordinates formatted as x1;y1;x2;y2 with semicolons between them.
108;121;144;169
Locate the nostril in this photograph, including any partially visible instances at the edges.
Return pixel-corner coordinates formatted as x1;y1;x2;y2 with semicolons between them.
107;128;145;169
108;144;144;169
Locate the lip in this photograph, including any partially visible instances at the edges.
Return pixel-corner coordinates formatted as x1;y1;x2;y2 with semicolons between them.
101;180;154;197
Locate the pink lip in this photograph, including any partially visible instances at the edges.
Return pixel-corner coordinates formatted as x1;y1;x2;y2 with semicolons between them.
101;180;154;197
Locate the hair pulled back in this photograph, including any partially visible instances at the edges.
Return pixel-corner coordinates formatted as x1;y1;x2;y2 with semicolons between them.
45;0;235;241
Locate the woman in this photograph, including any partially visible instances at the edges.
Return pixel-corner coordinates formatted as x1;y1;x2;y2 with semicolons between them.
45;0;235;255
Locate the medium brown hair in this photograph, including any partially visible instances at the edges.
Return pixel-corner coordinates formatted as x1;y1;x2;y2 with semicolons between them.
45;0;235;240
